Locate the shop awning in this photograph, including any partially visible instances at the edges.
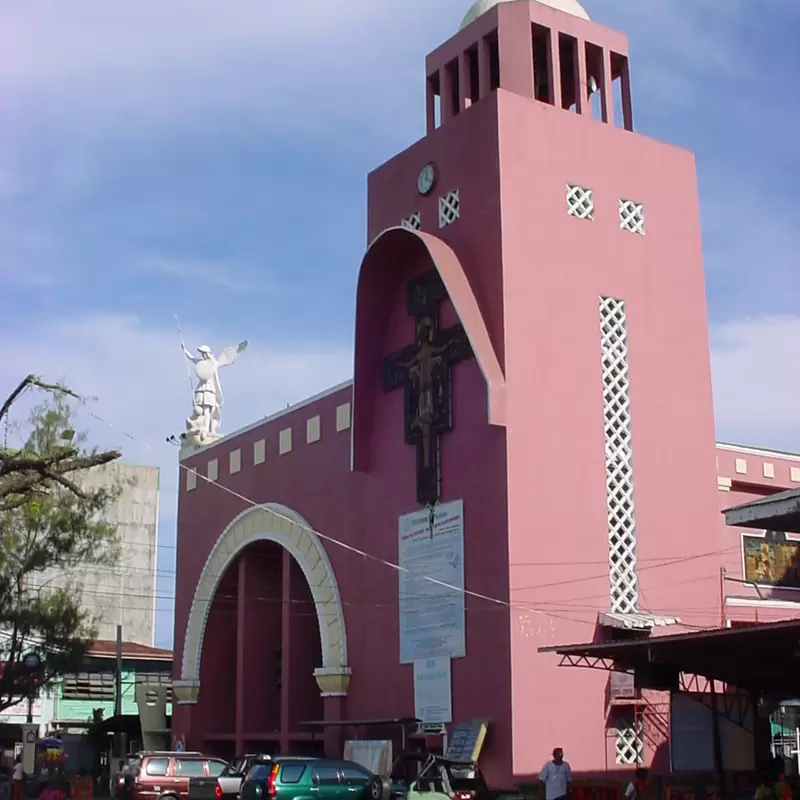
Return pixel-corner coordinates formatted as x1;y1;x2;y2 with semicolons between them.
539;618;800;695
723;488;800;533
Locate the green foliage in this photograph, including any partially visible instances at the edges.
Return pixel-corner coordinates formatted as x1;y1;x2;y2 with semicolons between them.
0;390;123;712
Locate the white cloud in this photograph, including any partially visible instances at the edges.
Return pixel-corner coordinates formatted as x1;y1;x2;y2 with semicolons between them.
0;0;451;141
710;315;800;453
136;255;281;295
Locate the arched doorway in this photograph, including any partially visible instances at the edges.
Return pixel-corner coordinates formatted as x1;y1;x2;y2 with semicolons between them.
174;504;350;756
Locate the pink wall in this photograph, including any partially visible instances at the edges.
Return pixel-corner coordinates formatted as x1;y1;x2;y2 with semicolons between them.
365;96;505;368
288;557;323;730
176;306;513;781
241;546;282;735
496;83;721;775
195;569;237;738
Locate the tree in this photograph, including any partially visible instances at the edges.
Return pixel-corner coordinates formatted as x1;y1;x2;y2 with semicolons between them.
0;376;123;712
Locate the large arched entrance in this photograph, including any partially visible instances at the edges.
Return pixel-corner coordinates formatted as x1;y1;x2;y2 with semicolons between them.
173;504;350;757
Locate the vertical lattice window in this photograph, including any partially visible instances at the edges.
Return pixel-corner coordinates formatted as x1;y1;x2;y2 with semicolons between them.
438;189;460;228
599;296;639;614
566;185;594;220
619;199;645;235
615;713;643;765
402;212;421;231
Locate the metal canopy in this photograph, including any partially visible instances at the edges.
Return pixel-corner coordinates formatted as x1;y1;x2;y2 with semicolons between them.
723;487;800;533
539;618;800;694
298;717;420;728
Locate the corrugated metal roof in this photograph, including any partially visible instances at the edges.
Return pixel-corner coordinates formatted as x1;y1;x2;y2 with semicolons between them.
723;488;800;532
598;611;680;630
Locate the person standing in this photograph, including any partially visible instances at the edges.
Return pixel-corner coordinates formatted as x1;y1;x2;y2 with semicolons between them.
12;755;24;800
624;768;649;800
539;748;572;800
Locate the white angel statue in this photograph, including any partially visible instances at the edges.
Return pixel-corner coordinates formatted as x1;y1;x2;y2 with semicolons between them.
180;339;248;443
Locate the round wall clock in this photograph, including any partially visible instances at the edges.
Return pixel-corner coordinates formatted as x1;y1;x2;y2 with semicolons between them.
417;163;437;196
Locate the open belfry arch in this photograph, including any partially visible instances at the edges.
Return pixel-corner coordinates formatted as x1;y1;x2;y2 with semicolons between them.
174;503;349;703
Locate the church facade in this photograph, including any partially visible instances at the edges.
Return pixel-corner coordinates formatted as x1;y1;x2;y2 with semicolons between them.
171;0;800;784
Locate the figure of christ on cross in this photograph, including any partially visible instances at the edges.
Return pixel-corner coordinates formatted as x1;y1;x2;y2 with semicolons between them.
381;270;473;506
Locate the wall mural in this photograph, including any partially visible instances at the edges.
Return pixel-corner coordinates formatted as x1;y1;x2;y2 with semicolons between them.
743;531;800;588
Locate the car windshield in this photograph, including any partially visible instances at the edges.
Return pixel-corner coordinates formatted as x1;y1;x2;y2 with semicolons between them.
444;763;486;792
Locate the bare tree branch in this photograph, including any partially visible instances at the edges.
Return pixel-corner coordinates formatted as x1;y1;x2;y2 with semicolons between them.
0;450;122;510
0;377;121;508
0;374;80;428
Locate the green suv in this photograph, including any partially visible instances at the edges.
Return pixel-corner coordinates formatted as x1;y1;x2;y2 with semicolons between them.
240;759;391;800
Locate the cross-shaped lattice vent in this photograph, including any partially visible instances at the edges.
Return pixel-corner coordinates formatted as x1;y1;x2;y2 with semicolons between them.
599;296;639;614
439;189;460;228
402;212;421;231
566;184;594;220
619;199;645;235
615;717;643;765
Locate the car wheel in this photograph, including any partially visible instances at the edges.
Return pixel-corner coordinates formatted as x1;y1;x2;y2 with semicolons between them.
367;777;392;800
368;777;382;800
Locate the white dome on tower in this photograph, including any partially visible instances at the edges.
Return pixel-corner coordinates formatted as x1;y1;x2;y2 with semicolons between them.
459;0;590;31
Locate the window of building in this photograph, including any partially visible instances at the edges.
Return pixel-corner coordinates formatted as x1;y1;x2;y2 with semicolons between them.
62;671;116;701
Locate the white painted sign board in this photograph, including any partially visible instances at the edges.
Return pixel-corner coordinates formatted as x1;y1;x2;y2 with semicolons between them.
398;499;465;663
413;657;453;724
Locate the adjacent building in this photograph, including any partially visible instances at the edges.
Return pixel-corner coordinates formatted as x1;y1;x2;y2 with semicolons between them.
1;462;162;742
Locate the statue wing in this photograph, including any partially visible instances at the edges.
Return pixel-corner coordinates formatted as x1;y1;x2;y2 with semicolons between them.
216;340;248;367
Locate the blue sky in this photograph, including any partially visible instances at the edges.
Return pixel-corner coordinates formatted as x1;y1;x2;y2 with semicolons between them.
0;0;798;649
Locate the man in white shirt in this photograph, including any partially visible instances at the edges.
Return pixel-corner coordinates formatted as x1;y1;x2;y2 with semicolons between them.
539;748;572;800
12;756;24;800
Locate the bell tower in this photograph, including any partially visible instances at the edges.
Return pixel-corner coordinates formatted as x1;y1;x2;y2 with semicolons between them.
364;0;720;776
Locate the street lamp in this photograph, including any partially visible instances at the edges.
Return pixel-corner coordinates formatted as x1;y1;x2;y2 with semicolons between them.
21;651;41;724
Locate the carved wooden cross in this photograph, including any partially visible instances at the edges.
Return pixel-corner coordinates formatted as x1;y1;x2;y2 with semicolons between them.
381;270;472;506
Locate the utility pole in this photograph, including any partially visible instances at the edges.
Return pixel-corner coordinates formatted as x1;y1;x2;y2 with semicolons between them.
114;624;123;759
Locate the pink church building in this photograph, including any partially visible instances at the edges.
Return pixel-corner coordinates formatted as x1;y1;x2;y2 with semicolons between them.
171;0;800;785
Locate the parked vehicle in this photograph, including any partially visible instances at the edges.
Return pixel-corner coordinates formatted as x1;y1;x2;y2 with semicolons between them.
403;755;489;800
240;758;391;800
188;762;246;800
127;751;232;800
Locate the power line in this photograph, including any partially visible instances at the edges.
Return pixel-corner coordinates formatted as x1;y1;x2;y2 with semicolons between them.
24;388;738;633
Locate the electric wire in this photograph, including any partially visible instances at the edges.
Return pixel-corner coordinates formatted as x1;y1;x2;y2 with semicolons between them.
8;386;745;637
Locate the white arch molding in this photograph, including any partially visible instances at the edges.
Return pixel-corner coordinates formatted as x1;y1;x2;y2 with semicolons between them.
174;504;350;704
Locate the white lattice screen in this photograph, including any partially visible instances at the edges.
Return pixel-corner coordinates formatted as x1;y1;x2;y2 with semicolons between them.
566;184;595;220
599;296;639;614
402;212;421;231
439;189;460;228
615;716;643;765
619;199;645;235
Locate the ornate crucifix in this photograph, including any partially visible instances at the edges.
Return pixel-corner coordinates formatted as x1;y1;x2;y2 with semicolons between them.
381;270;473;506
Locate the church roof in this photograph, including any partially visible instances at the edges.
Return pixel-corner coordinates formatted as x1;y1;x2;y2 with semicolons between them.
459;0;590;31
